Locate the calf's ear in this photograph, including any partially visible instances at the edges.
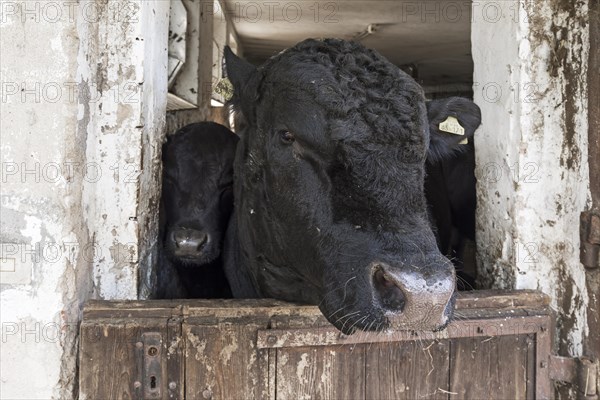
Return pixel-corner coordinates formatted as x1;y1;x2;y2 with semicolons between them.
426;97;482;162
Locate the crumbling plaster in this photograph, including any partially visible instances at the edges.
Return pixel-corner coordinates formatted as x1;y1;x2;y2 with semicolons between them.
472;0;590;357
0;1;168;398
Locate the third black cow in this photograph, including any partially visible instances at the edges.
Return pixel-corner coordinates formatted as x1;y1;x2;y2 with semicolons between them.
155;122;238;299
425;97;481;288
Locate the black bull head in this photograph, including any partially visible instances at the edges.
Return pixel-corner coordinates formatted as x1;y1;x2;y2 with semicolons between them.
223;39;457;334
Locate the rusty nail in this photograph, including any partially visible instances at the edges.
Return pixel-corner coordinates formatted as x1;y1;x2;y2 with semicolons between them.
267;335;277;344
169;382;176;390
202;389;213;399
134;381;141;388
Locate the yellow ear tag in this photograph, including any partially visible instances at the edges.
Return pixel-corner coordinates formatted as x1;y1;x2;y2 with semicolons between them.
438;116;465;136
214;78;234;101
458;137;469;145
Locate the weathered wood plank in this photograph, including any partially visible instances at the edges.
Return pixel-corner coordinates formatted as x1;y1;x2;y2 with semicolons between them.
184;317;270;400
166;317;184;399
79;321;170;400
257;315;551;349
276;344;366;400
535;320;554;399
525;333;536;400
82;302;184;320
82;289;550;318
456;290;550;309
365;340;450;400
449;335;532;399
79;323;136;399
268;348;277;400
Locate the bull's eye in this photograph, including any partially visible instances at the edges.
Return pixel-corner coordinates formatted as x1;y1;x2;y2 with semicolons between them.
278;130;295;144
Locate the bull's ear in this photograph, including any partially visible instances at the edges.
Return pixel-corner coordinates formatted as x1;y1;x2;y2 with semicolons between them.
224;46;257;95
426;97;482;162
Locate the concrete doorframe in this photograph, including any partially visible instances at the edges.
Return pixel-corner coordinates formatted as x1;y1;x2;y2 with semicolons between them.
471;0;591;361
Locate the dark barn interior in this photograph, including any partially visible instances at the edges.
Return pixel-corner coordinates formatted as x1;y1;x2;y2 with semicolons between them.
232;1;475;91
163;0;479;299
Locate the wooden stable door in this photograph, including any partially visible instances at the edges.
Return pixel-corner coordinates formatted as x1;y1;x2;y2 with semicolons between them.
79;290;554;399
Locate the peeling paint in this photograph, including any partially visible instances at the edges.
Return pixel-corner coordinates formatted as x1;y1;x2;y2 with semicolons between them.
168;336;181;356
0;1;169;398
187;332;209;365
20;215;43;244
296;352;309;383
279;352;289;366
473;0;590;362
219;333;239;366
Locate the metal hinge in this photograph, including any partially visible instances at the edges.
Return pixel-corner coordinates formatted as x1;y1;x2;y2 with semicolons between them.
580;211;600;269
549;355;599;399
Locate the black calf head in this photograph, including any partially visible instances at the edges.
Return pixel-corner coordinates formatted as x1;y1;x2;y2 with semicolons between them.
225;39;456;334
161;122;238;266
426;97;482;162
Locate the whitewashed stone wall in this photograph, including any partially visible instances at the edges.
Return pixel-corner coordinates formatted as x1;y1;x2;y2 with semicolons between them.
0;1;169;398
472;0;590;356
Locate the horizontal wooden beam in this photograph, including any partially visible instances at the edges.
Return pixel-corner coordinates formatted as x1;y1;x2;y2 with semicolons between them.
256;315;551;349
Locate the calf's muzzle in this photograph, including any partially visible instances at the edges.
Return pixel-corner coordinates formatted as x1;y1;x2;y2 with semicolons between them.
171;228;209;258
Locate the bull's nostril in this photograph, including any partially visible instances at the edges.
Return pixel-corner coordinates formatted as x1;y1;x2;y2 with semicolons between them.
376;271;395;288
373;268;406;312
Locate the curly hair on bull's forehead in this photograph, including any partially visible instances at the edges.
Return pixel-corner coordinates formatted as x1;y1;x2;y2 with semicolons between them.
260;38;428;159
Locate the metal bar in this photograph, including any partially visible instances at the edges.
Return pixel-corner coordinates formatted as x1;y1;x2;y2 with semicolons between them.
549;356;599;400
578;358;599;399
549;355;577;384
256;315;551;349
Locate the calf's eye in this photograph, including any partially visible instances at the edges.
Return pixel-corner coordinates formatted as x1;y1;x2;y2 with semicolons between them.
278;130;295;144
